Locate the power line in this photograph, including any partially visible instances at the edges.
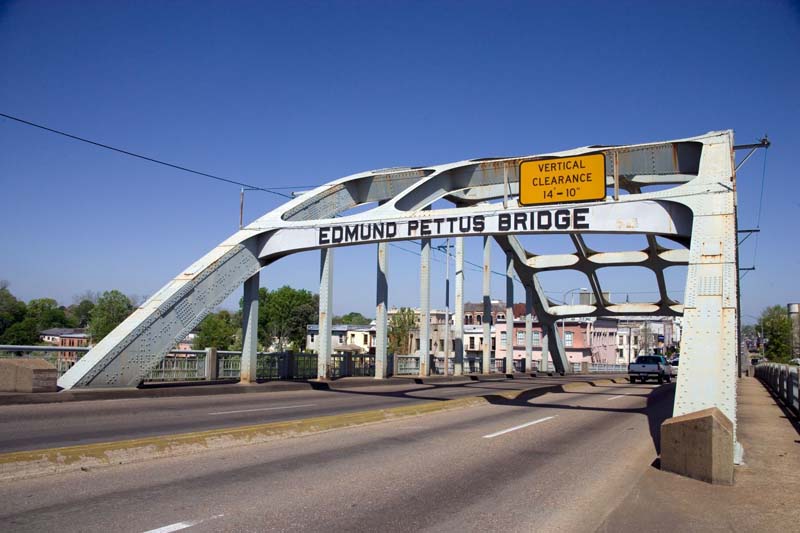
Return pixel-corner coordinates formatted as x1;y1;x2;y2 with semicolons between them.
0;111;296;199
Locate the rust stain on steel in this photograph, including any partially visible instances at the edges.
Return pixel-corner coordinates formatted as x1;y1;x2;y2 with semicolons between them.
615;218;639;230
672;144;680;173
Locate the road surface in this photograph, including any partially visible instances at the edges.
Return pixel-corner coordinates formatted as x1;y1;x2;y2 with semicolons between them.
0;375;619;453
0;380;672;532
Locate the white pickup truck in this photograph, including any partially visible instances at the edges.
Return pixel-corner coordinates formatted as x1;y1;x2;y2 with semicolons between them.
628;355;673;384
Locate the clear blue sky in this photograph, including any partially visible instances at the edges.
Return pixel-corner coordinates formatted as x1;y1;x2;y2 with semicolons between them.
1;1;798;323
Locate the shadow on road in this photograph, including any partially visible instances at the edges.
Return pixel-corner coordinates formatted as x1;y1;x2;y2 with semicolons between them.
480;383;676;455
308;376;616;403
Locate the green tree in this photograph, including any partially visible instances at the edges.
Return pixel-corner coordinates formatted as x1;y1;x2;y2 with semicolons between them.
26;298;75;330
68;299;96;327
0;284;27;339
88;290;134;342
333;311;372;325
193;310;238;350
0;317;39;345
760;305;792;362
262;286;318;351
286;295;319;351
389;307;416;355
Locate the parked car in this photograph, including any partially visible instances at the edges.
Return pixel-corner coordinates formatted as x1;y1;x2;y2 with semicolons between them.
628;355;673;384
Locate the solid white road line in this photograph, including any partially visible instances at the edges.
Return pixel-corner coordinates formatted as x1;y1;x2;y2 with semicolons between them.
482;416;556;439
142;514;224;533
143;522;198;533
208;404;316;415
606;395;627;401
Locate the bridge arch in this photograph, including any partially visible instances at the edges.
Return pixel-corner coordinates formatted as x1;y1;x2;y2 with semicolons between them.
58;130;740;453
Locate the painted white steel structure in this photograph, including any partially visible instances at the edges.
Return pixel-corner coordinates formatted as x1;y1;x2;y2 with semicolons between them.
58;130;740;443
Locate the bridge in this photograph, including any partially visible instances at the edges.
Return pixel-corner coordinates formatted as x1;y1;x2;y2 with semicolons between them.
55;131;740;465
2;130;796;531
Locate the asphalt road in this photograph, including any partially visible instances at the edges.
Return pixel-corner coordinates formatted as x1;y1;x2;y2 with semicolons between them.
0;381;673;533
0;375;620;453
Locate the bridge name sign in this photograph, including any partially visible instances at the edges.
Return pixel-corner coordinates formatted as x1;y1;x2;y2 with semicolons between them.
317;208;591;245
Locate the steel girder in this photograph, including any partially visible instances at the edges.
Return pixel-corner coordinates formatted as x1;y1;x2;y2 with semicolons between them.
59;125;738;453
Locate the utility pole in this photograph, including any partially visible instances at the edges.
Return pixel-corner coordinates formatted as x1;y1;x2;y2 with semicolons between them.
239;187;259;229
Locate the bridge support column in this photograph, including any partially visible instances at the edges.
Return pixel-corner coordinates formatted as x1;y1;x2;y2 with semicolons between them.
240;271;259;384
375;242;389;379
453;237;464;376
544;321;570;374
525;286;533;374
317;249;334;380
541;326;550;374
482;236;492;374
505;252;514;374
419;238;431;377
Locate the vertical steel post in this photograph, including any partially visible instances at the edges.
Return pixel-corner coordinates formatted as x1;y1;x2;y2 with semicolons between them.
317;249;334;379
419;238;431;376
205;347;218;381
240;271;260;383
541;325;550;374
443;238;451;376
505;251;514;374
454;237;465;376
375;242;389;378
525;285;533;374
482;236;492;374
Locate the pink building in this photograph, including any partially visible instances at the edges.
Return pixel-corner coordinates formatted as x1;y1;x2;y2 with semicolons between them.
494;317;619;365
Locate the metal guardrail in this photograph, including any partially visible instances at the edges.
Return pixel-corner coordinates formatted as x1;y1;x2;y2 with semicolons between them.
1;345;631;384
590;363;629;373
755;363;800;415
396;355;420;376
0;345;318;383
394;357;626;376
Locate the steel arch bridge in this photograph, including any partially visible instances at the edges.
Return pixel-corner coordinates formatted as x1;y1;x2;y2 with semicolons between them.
58;130;740;447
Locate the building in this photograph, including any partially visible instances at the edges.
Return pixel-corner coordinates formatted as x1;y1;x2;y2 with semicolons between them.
494;317;619;367
40;327;89;347
614;316;680;363
305;303;691;370
175;332;197;351
464;300;506;326
39;327;90;366
306;324;375;355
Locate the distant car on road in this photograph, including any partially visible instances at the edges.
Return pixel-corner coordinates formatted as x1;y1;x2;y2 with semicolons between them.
669;357;679;374
628;355;673;384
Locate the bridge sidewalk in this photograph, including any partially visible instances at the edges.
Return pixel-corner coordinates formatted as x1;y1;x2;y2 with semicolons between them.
597;376;800;532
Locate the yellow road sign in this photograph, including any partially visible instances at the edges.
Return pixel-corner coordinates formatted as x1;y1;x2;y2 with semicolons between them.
519;153;606;205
